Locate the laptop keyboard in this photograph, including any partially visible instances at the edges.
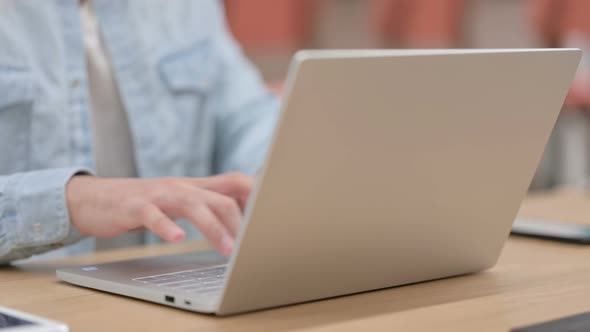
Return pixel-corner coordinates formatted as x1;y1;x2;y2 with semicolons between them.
133;265;227;295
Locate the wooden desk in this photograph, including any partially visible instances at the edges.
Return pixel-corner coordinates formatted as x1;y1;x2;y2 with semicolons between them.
2;191;590;332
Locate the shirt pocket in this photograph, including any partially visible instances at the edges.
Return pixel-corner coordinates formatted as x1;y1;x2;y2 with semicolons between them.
157;39;221;96
156;40;222;172
0;66;35;175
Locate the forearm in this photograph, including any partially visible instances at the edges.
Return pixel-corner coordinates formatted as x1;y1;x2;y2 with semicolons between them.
210;1;281;175
215;94;280;175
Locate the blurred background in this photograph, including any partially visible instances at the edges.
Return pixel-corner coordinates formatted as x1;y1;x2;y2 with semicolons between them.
223;0;590;192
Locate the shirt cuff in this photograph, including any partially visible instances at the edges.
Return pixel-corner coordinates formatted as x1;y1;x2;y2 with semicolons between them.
7;167;92;249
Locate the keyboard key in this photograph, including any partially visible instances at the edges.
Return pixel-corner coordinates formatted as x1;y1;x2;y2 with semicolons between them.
132;265;227;294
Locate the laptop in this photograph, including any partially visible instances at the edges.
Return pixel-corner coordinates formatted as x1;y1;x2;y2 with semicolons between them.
57;49;580;315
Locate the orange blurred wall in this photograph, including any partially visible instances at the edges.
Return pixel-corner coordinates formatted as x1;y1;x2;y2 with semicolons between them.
224;0;318;52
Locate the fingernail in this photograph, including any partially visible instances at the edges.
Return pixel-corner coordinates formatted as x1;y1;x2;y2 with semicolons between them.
171;230;185;243
220;235;235;256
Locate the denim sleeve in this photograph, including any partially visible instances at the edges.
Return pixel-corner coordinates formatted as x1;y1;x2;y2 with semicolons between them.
209;3;280;176
0;167;89;264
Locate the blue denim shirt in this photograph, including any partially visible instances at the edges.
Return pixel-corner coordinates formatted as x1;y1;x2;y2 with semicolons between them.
0;0;279;263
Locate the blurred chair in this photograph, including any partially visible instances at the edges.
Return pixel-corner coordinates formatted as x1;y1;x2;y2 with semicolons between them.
371;0;466;48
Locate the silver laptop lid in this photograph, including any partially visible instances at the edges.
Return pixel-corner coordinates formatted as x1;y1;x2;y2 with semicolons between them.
217;49;580;314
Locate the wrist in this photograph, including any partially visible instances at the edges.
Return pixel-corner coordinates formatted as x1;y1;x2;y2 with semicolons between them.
65;174;94;235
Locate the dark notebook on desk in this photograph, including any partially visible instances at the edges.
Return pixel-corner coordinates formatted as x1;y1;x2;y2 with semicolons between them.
512;312;590;332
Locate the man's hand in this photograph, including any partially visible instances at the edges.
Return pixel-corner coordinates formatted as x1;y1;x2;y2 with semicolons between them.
66;173;253;256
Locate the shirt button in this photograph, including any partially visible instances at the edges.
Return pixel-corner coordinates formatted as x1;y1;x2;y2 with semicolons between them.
70;79;80;88
33;223;42;235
